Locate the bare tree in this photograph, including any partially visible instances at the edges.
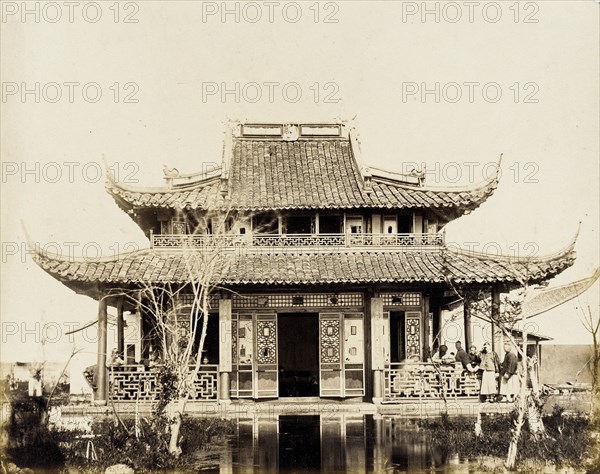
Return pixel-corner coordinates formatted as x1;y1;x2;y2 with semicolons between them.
466;273;548;469
128;206;237;456
579;304;600;424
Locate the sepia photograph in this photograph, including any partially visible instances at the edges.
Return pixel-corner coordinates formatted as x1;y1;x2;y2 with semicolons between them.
1;1;599;473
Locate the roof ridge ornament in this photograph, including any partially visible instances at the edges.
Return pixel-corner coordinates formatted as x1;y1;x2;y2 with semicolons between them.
162;165;180;188
220;121;236;197
282;124;300;142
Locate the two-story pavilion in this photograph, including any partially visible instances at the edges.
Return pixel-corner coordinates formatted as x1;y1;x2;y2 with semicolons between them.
31;123;576;405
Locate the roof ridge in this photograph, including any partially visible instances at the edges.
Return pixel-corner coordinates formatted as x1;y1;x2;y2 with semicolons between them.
370;153;503;194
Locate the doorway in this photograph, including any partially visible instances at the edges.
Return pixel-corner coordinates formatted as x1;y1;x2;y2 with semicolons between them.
277;313;319;397
389;311;406;363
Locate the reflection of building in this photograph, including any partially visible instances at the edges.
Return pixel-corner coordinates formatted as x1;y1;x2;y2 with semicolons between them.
31;122;576;405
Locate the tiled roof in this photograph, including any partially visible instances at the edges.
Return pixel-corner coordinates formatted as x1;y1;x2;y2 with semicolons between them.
33;244;575;289
107;137;499;215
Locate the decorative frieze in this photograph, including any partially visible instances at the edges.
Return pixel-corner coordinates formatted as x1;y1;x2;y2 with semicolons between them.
381;292;421;307
232;292;363;309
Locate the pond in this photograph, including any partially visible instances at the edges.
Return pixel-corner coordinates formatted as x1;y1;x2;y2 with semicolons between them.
194;415;482;473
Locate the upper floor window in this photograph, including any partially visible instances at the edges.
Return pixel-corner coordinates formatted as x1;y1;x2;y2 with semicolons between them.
319;214;342;234
384;216;397;234
252;212;278;234
284;215;314;234
346;217;363;234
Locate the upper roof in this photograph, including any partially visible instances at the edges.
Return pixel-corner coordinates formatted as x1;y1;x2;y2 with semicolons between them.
106;123;500;221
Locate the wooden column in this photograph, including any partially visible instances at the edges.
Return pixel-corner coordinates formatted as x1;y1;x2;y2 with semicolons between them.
463;292;472;349
95;297;108;404
370;297;384;401
422;294;430;362
432;300;442;350
116;298;124;358
491;286;500;353
218;297;232;401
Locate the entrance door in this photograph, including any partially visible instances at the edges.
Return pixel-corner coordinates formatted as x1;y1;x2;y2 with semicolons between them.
278;313;319;397
389;312;406;362
255;313;278;398
388;311;422;362
343;314;365;397
319;313;365;397
319;313;343;396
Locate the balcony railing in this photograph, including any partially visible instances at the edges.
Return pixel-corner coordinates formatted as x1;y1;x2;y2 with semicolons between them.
151;232;444;251
108;364;219;402
384;362;479;401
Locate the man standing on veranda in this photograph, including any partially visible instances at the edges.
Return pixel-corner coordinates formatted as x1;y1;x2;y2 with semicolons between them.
454;341;470;370
499;341;519;402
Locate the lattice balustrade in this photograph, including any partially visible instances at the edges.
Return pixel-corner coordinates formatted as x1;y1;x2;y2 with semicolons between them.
188;368;219;401
252;234;345;247
109;365;218;402
384;363;480;401
152;232;444;250
109;369;159;401
152;234;248;248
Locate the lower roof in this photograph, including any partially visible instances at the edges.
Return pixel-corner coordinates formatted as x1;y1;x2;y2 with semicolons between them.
32;242;576;295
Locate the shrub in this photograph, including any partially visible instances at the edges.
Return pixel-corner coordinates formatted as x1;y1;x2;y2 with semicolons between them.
57;416;235;473
417;410;594;469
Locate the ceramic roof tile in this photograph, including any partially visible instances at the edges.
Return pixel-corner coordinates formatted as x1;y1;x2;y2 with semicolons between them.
33;244;575;289
107;136;499;215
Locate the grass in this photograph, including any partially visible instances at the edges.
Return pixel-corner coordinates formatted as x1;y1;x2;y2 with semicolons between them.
3;398;235;474
416;406;599;471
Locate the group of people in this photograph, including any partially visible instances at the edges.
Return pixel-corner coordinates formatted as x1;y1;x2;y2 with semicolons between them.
430;340;520;402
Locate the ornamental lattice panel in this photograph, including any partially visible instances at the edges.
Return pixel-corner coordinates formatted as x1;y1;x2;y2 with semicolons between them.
231;320;238;365
109;368;218;402
405;316;421;358
110;370;158;401
189;371;218;401
320;319;341;363
232;293;363;309
256;320;277;364
381;292;421;307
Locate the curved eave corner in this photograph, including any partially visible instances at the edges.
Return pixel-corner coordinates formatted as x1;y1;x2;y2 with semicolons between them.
24;226;107;300
445;222;578;288
425;153;503;219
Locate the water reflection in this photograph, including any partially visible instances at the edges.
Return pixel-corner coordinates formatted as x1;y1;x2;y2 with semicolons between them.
209;414;476;473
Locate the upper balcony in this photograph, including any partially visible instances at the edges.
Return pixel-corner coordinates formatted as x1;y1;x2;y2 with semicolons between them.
150;232;445;253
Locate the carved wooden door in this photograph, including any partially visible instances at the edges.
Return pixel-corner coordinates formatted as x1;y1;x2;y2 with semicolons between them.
319;313;343;397
343;313;365;396
255;313;278;398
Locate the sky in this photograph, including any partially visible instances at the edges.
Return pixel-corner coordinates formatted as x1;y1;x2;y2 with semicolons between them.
1;1;599;392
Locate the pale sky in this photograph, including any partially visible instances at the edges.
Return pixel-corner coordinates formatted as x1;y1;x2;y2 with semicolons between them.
1;1;598;392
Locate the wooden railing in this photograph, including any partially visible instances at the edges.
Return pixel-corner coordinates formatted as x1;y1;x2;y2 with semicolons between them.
151;232;444;250
108;364;219;402
384;362;480;401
